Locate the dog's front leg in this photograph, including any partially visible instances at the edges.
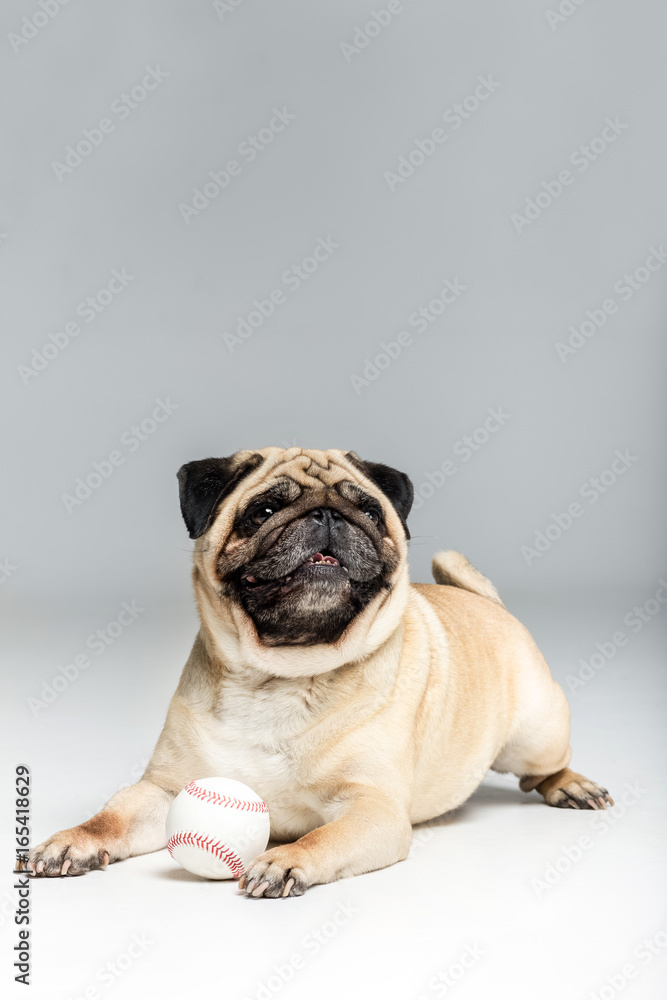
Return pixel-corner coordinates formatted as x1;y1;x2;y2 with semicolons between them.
25;779;174;876
239;787;412;898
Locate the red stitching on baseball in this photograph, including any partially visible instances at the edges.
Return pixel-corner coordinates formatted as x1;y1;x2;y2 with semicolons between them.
167;831;245;877
184;781;269;813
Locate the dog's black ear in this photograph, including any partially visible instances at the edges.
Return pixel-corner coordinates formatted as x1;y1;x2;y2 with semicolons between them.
177;453;263;539
346;453;414;537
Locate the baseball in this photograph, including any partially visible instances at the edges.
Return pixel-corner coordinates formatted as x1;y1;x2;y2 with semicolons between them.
166;777;270;880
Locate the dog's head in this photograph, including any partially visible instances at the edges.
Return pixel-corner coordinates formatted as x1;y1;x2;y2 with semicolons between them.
177;448;413;672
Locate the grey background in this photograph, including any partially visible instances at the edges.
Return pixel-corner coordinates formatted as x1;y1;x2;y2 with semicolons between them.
1;0;665;609
1;2;666;998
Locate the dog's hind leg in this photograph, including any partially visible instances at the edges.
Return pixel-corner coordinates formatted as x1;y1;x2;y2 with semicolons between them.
492;663;614;810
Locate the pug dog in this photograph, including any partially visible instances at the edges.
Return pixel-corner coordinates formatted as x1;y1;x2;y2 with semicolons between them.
26;447;612;896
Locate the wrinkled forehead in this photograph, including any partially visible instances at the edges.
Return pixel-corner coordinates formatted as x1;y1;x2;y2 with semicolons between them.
197;448;388;558
256;448;361;490
238;448;377;507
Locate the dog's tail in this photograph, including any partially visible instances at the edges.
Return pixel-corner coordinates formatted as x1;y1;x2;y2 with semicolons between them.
431;550;505;607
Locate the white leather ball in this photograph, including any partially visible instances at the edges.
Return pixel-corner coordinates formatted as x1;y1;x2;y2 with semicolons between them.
166;777;270;880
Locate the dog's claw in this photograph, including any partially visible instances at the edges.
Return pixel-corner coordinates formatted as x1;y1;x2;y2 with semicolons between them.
282;877;295;897
543;773;613;811
241;849;309;898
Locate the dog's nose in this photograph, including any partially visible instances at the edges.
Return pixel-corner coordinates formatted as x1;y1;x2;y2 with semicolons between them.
309;507;342;524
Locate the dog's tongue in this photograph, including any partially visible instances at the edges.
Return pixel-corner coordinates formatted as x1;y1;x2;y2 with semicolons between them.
307;552;340;566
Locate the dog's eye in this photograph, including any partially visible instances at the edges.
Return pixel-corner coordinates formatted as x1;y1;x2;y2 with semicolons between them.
249;505;277;526
363;508;381;526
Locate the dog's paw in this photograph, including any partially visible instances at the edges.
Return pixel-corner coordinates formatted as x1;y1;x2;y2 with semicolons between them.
238;846;309;898
540;771;614;810
26;827;111;877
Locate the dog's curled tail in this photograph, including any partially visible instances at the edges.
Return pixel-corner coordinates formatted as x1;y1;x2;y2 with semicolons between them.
431;550;505;607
